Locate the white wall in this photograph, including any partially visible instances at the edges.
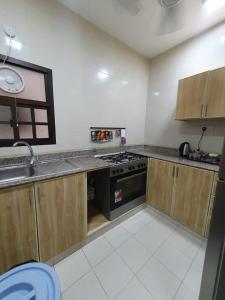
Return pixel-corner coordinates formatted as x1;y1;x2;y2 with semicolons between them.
0;0;149;157
145;22;225;154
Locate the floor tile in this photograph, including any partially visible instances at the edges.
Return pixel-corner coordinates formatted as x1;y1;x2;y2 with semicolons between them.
94;252;133;299
104;224;130;248
134;221;171;253
155;240;192;280
137;257;180;300
122;215;146;235
55;250;91;292
194;243;206;268
117;237;152;273
135;207;158;225
63;271;108;300
83;236;114;267
183;261;203;296
168;228;202;259
115;277;154;300
174;284;199;300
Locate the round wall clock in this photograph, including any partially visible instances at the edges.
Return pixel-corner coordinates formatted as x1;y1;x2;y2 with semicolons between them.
0;66;25;94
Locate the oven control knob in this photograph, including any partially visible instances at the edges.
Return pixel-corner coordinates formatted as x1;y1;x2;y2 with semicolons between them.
132;166;135;170
129;167;132;170
112;170;116;174
120;169;123;173
117;170;120;173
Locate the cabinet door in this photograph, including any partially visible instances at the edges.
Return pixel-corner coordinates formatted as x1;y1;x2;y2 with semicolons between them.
147;159;175;216
173;165;214;235
0;185;38;274
204;173;218;237
36;173;87;262
205;67;225;118
176;72;208;120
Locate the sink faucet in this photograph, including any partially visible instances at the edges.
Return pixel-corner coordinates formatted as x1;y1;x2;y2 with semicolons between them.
13;141;37;167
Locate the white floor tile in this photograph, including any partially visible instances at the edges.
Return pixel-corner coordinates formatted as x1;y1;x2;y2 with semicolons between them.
94;252;133;299
122;216;146;235
134;221;171;253
83;236;114;267
183;261;203;296
174;284;199;300
168;228;202;259
194;243;206;268
135;207;158;225
55;250;91;292
117;237;152;273
63;271;108;300
155;241;192;280
115;277;154;300
137;257;180;300
105;224;130;248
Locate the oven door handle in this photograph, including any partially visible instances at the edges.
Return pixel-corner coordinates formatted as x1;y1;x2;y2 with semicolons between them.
116;171;147;183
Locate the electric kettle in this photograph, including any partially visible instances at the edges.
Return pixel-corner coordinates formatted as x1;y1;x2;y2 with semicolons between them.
179;142;191;157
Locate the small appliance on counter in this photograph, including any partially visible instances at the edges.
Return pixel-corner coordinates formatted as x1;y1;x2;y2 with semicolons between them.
179;142;191;157
188;151;220;166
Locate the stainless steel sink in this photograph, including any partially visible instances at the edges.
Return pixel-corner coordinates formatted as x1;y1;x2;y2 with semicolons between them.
0;165;35;183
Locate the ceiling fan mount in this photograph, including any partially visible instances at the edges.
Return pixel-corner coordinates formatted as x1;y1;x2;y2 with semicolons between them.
157;0;183;8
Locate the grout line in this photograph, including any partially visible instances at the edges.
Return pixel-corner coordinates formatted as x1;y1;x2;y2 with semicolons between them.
82;248;111;300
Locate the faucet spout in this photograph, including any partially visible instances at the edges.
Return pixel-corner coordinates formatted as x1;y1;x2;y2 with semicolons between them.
13;141;37;167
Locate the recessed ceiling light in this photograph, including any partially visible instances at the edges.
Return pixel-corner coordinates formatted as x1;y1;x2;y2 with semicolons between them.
97;70;110;80
153;92;160;96
204;0;225;14
121;80;128;85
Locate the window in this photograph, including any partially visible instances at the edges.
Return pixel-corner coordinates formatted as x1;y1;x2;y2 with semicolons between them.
0;55;56;147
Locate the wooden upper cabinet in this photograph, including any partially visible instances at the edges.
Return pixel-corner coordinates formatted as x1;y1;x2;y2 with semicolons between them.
0;184;38;274
176;72;208;120
147;158;175;216
35;173;87;262
172;165;214;235
204;67;225;118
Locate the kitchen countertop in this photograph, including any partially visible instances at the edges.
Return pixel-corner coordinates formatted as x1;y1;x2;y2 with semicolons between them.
130;148;220;172
0;145;219;189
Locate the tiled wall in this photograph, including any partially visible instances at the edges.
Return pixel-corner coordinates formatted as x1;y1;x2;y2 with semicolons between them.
145;22;225;154
0;0;150;157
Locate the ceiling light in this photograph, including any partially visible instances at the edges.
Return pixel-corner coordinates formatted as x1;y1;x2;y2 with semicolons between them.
6;37;22;51
121;80;128;85
97;70;110;80
204;0;225;14
153;92;160;96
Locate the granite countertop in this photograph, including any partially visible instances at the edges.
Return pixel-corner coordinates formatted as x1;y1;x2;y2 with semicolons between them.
0;145;220;189
129;147;220;172
0;156;110;189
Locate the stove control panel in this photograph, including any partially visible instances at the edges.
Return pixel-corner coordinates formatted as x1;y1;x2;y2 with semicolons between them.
110;159;147;177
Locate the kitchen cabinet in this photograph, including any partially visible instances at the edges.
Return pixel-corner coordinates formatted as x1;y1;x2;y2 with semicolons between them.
35;173;87;262
204;67;225;118
147;159;175;216
0;184;38;274
147;158;215;236
176;67;225;120
204;173;218;237
176;71;208;120
172;164;214;236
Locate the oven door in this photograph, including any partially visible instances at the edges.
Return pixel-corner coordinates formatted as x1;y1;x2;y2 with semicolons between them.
110;170;147;210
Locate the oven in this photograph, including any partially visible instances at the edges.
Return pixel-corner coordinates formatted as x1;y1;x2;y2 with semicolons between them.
110;169;147;211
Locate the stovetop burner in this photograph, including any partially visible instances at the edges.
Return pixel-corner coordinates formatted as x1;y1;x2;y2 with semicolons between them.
97;152;144;165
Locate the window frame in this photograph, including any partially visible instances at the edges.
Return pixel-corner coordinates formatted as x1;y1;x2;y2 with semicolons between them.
0;54;56;147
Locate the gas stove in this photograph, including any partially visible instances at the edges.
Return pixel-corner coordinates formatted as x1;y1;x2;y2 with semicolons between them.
96;151;147;177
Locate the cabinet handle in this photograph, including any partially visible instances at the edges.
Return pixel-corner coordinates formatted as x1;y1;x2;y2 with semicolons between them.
176;167;179;177
29;190;33;207
172;166;175;177
201;104;204;117
205;104;208;117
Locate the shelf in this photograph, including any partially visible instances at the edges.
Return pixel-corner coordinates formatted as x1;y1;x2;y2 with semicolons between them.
90;127;126;130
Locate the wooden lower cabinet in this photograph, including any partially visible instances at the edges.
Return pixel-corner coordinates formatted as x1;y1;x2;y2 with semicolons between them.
172;165;214;236
147;159;175;216
204;173;218;237
35;173;87;262
147;158;216;236
0;184;38;274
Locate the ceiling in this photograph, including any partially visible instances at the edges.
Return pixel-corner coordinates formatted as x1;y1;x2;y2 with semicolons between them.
58;0;225;58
